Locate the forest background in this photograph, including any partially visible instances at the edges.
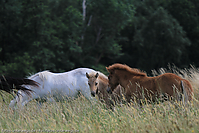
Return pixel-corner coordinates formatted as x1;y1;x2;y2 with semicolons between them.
1;0;199;77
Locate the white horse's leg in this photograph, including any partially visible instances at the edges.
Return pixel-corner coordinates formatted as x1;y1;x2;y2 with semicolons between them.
14;92;32;108
9;99;17;109
47;97;60;108
80;89;97;110
9;95;27;109
47;97;56;102
80;89;94;101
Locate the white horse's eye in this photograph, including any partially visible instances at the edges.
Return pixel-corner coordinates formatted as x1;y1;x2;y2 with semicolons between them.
88;83;90;86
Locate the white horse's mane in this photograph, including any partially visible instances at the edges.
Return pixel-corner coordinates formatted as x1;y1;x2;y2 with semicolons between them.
28;70;50;80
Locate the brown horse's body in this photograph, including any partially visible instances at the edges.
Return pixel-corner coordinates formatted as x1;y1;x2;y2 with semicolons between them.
86;72;123;108
106;63;193;103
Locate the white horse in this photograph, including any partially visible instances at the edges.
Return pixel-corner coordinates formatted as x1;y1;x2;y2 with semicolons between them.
9;68;97;108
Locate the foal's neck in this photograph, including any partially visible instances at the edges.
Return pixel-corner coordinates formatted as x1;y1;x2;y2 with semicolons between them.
117;70;143;88
98;76;109;91
99;78;107;84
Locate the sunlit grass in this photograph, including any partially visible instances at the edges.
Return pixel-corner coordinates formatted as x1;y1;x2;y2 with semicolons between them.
0;66;199;132
0;94;199;132
1;96;199;132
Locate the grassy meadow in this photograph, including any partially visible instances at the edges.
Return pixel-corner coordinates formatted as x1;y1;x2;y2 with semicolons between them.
1;66;199;133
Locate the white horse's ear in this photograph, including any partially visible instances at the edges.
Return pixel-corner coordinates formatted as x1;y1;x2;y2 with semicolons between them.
86;72;90;79
95;73;99;78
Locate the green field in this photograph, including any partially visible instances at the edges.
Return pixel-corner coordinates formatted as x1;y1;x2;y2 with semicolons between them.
0;67;199;133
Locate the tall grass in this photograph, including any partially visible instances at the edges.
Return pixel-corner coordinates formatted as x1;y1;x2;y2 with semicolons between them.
0;66;199;132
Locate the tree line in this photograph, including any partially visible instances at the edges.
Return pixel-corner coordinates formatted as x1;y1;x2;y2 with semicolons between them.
0;0;199;77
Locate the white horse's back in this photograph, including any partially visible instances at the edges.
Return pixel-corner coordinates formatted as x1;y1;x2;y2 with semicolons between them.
9;68;96;108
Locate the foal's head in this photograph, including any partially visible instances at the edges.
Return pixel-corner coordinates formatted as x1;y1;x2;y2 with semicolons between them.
106;67;120;94
106;63;146;94
86;72;99;97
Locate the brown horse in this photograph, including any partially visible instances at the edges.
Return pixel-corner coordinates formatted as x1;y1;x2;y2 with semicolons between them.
106;63;193;104
86;72;123;108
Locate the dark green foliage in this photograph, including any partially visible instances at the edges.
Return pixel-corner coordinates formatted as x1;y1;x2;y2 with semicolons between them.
81;0;134;66
133;7;190;71
0;0;198;77
118;0;193;73
162;0;199;67
0;53;35;77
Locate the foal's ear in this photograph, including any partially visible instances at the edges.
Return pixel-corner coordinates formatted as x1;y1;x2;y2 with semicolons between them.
106;67;114;74
106;67;110;72
95;73;99;78
86;72;90;79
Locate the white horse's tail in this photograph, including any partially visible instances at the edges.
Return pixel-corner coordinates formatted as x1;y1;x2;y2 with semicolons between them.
0;76;39;95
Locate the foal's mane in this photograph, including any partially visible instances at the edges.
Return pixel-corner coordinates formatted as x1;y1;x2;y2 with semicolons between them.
107;63;146;76
98;72;108;83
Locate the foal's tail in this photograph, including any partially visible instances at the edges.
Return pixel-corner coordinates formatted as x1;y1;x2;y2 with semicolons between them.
181;80;199;105
180;80;195;105
180;81;188;104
